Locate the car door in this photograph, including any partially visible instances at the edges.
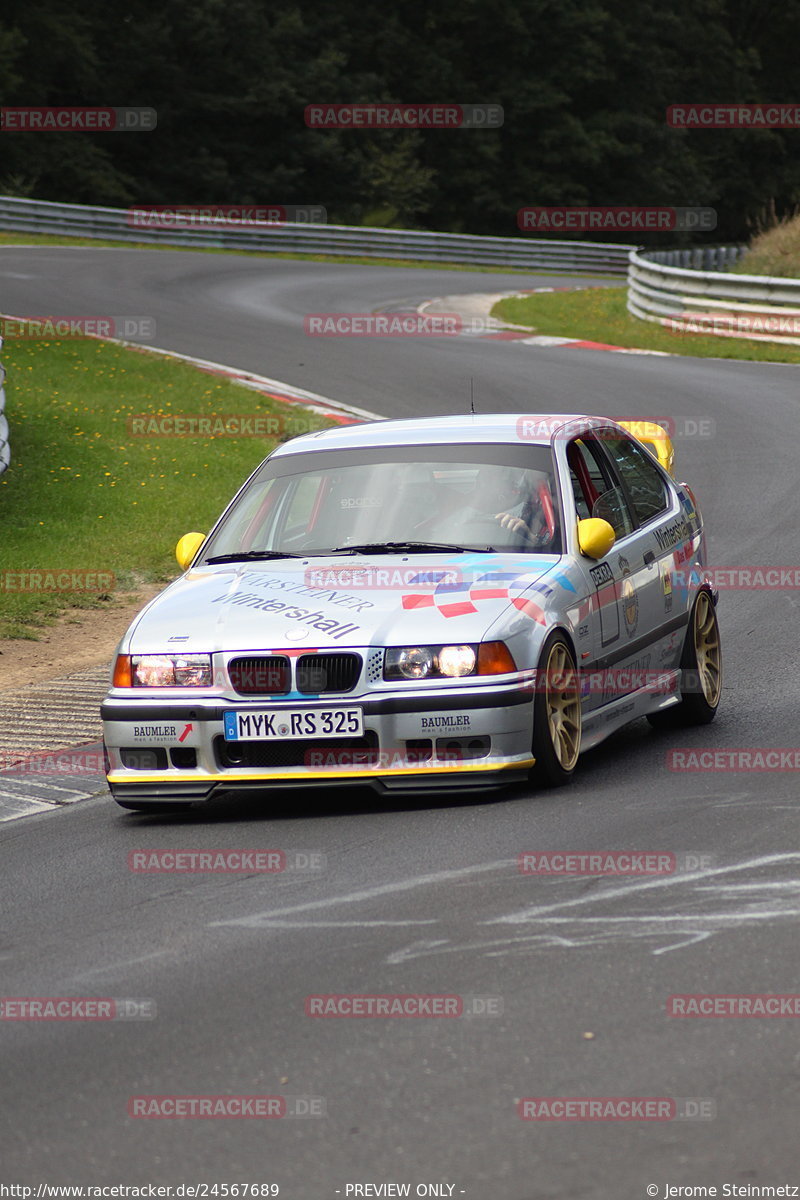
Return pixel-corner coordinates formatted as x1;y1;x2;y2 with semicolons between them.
596;429;688;675
566;431;662;711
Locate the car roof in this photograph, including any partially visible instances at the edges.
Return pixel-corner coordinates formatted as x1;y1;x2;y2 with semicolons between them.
272;412;611;456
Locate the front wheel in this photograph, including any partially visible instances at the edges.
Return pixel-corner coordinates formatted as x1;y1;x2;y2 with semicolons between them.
648;589;722;729
530;633;582;787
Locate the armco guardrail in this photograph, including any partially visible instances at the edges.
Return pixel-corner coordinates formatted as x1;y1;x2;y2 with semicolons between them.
0;195;632;275
628;247;800;344
0;334;7;478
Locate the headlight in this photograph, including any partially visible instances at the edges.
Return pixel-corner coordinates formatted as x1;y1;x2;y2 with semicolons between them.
384;645;477;681
438;645;477;677
114;653;213;687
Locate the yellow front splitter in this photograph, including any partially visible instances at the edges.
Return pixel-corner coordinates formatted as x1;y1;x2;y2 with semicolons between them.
107;756;536;786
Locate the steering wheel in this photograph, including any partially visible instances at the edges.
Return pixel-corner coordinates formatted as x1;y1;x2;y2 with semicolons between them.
464;513;552;549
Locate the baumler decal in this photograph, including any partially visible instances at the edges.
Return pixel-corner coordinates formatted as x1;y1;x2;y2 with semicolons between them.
420;714;472;730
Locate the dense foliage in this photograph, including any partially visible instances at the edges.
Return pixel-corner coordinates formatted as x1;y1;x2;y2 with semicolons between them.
1;0;798;243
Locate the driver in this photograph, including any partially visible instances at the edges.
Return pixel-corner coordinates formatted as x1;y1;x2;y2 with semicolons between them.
420;464;550;547
471;464;546;545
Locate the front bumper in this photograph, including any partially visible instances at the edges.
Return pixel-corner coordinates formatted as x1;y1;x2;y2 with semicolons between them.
102;679;535;803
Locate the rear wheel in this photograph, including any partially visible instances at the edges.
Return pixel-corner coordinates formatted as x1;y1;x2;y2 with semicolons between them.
530;633;582;787
647;589;722;729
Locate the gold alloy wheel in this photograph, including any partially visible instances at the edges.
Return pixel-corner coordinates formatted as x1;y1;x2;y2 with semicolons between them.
544;641;581;771
693;591;722;707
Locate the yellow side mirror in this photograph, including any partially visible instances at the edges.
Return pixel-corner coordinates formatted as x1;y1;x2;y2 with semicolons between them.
617;420;675;477
577;518;616;559
175;531;206;571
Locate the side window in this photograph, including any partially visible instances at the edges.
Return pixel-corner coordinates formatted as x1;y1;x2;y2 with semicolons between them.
602;435;669;525
567;437;635;540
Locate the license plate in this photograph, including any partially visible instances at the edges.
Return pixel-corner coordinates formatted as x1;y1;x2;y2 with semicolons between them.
223;706;363;742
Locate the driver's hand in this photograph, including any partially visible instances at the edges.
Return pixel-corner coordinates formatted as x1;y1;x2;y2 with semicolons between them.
495;512;532;536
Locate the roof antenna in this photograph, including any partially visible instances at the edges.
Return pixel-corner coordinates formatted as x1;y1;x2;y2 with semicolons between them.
470;377;475;414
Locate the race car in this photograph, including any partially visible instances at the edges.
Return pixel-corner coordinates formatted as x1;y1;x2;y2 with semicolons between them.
101;412;721;810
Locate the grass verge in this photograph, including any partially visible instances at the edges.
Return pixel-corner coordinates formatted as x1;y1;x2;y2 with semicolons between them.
493;286;800;364
0;337;334;639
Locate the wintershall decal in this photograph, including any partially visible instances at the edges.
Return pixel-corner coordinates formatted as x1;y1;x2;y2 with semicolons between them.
241;573;375;612
210;592;361;639
654;517;691;552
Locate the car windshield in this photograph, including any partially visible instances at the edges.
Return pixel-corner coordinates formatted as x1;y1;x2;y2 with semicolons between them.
202;442;562;559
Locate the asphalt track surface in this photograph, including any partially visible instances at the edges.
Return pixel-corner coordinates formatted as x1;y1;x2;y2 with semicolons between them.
1;248;799;1197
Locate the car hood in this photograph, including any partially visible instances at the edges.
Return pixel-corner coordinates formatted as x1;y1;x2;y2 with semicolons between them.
123;554;565;653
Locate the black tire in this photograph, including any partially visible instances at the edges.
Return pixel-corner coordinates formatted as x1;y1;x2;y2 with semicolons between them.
530;632;582;787
647;589;722;729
